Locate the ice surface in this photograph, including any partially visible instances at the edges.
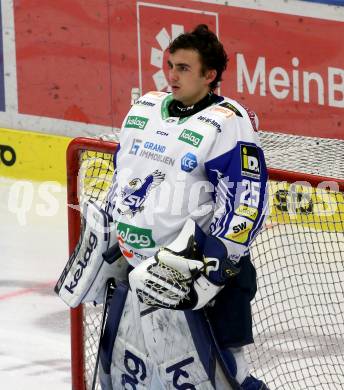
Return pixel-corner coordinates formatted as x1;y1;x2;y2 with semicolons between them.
0;178;71;389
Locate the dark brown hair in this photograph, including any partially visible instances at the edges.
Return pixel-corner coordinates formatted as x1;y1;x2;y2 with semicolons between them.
168;24;228;90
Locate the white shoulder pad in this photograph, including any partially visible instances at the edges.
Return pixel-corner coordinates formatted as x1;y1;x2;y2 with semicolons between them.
54;201;119;308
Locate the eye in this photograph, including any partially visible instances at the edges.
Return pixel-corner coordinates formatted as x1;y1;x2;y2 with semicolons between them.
179;65;189;72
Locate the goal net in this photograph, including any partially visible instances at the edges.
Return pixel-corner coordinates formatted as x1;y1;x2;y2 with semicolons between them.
66;133;344;390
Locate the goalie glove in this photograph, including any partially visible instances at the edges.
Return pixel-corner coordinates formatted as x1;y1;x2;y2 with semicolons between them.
54;200;125;308
129;219;240;310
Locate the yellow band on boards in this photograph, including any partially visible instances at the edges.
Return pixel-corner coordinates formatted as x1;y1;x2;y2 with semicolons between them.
0;128;71;184
269;181;344;233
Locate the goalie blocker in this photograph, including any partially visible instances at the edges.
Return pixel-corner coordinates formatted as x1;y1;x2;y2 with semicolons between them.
54;200;125;308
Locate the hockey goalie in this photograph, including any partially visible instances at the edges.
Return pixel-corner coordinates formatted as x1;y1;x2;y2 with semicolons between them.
55;25;270;389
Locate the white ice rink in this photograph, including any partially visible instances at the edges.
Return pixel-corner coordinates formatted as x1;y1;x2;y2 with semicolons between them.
0;178;71;389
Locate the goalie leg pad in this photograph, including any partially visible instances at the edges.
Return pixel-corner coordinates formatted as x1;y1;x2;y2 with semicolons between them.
104;288;240;388
99;281;129;375
54;200;119;307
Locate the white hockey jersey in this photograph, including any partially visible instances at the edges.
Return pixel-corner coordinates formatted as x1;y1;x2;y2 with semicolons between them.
106;91;268;267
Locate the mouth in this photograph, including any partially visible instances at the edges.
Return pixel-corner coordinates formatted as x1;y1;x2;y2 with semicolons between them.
171;85;180;93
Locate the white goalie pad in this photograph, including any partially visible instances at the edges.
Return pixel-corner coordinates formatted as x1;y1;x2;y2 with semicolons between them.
54;200;121;308
99;287;236;389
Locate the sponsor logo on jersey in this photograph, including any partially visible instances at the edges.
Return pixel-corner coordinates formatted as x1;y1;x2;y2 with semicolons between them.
125;116;149;130
139;150;175;166
134;99;156;107
116;222;156;249
235;204;258;221
129;138;142;155
241;144;261;178
143;141;166;153
209;106;234;118
156;130;169;136
181;153;198;173
0;144;16;166
117;236;149;261
225;217;253;244
165;118;177;123
147;91;167;98
219;102;243;117
131;140;175;166
118;170;165;217
178;129;203;148
197;115;221;132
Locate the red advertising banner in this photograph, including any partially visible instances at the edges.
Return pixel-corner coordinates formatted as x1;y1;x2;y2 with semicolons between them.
137;3;217;93
14;0;344;138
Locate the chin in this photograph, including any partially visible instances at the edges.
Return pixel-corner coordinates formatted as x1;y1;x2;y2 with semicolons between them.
172;89;182;100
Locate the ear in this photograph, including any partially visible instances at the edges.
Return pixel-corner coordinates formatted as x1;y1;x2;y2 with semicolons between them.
205;69;217;85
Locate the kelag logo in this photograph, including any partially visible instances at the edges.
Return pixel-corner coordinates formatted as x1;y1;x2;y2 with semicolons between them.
116;222;155;249
178;129;203;148
0;144;16;166
125;116;148;130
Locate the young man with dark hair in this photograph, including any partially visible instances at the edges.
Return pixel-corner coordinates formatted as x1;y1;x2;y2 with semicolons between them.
57;24;269;389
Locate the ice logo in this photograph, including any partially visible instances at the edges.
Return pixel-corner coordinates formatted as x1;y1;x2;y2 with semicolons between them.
181;153;197;173
150;24;185;91
118;170;165;217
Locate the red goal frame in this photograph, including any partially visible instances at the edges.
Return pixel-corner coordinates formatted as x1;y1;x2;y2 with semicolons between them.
66;137;344;390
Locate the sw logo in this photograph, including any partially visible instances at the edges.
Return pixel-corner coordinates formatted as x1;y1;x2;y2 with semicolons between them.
225;216;253;244
241;144;260;178
181;153;197;173
0;144;16;166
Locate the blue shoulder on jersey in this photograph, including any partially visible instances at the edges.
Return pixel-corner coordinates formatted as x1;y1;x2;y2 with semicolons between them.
204;141;268;257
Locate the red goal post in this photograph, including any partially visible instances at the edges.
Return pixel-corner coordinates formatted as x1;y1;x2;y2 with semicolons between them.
66;137;344;390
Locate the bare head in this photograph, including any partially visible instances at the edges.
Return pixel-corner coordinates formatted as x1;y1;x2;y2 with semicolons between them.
167;24;228;105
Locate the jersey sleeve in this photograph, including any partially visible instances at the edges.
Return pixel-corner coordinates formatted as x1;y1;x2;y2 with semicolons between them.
204;108;268;263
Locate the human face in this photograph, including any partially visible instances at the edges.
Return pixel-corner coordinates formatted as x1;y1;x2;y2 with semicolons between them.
167;49;216;106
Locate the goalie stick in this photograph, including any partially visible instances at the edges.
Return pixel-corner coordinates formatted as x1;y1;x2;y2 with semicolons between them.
202;310;243;390
91;243;123;390
91;278;116;390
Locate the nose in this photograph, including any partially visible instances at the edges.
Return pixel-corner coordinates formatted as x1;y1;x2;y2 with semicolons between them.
168;67;178;83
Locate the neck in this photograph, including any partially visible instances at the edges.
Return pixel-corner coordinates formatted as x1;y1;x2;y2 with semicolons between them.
168;92;222;118
180;90;210;107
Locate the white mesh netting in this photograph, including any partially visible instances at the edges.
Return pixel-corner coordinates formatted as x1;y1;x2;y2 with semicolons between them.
71;131;344;389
